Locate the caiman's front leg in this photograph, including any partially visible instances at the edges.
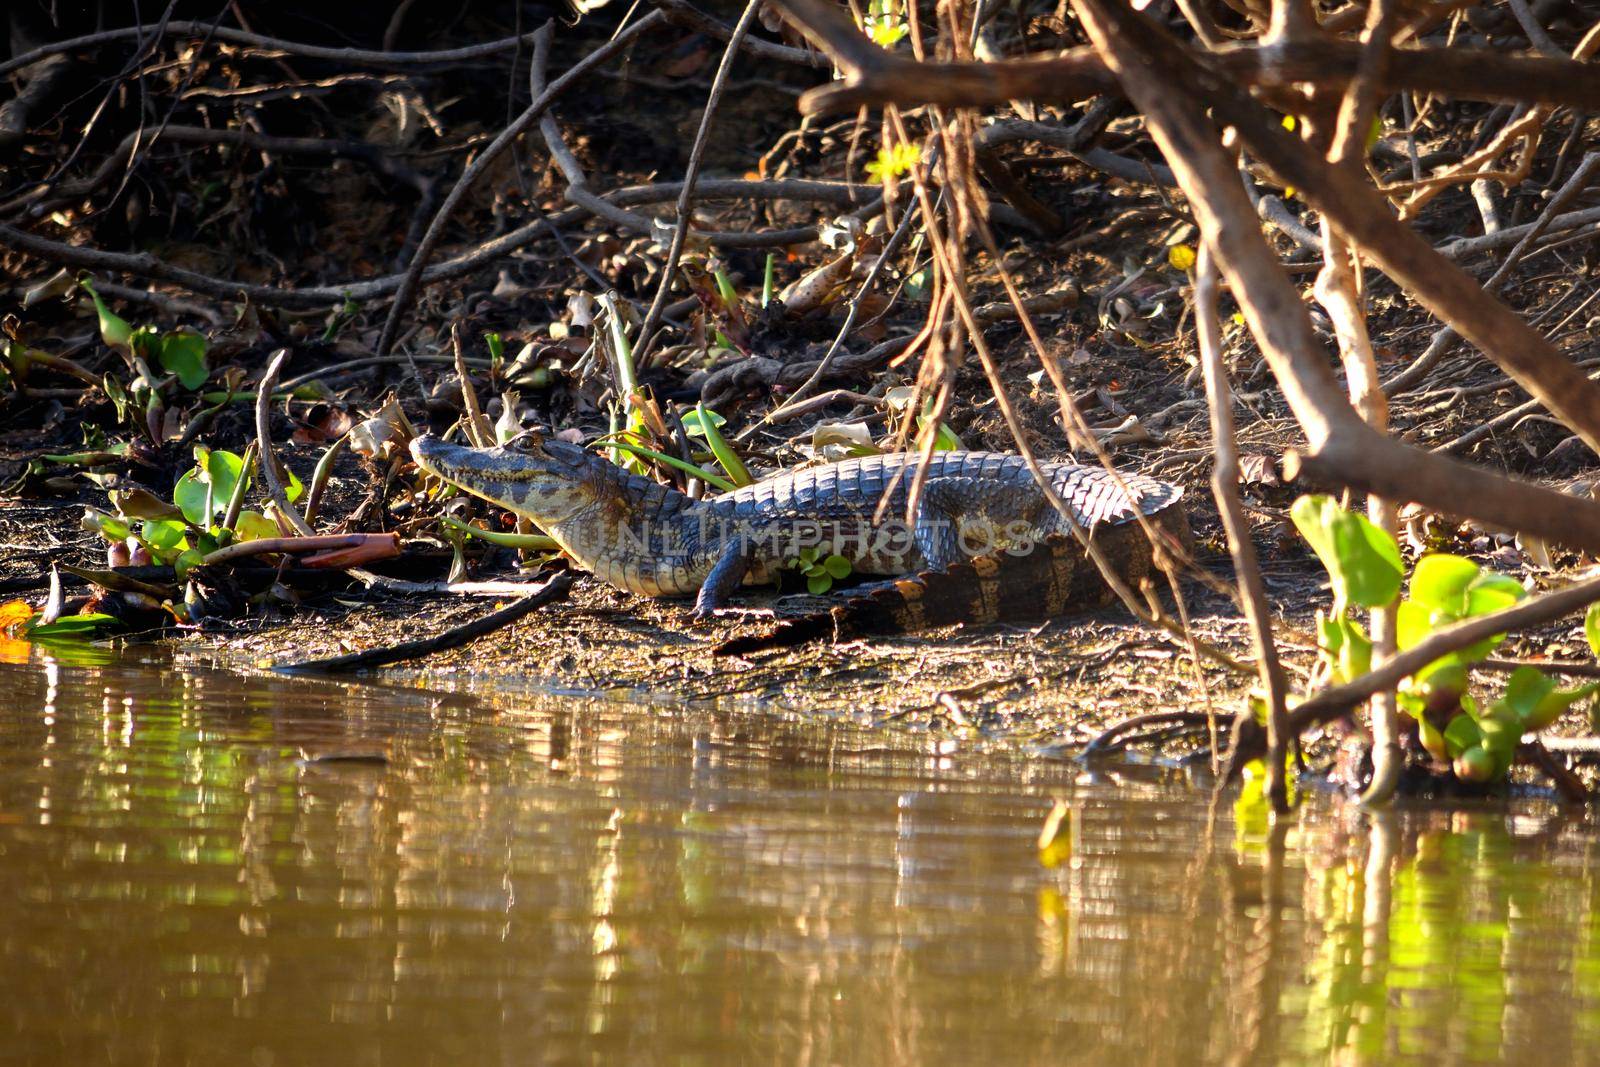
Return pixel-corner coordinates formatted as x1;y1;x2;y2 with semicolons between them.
692;539;753;619
913;479;1048;569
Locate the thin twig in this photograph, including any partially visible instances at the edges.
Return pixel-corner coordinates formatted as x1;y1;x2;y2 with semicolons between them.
452;323;495;447
650;0;825;66
1386;152;1600;394
1519;740;1590;803
1195;244;1293;808
2;176;879;311
1319;0;1401;807
1480;658;1600;678
200;533;399;568
255;350;316;536
277;571;574;672
0;19;551;81
1505;0;1565;58
1082;711;1217;757
377;14;665;357
2;124;431;217
634;0;765;369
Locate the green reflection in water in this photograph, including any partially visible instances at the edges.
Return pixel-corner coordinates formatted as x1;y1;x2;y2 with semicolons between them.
1281;810;1600;1066
0;646;1599;1066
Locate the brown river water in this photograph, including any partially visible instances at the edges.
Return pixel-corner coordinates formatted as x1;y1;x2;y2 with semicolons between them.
4;644;1600;1065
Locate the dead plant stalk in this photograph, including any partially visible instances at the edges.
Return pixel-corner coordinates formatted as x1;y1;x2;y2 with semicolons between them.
1195;245;1292;808
1313;0;1401;805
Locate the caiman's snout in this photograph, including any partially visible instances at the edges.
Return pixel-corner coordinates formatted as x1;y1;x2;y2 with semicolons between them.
409;433;596;525
409;433;507;486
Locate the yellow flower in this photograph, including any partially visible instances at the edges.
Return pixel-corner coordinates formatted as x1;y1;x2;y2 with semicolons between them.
866;141;922;183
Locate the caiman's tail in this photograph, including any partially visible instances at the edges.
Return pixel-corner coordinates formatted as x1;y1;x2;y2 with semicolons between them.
715;506;1192;656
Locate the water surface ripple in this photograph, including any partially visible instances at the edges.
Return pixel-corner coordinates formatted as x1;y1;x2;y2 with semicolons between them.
2;648;1599;1065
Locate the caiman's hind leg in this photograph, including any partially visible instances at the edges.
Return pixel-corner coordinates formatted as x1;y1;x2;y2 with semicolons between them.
692;540;753;619
912;479;1049;570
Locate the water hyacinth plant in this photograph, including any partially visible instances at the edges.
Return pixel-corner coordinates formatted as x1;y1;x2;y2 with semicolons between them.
1289;495;1599;786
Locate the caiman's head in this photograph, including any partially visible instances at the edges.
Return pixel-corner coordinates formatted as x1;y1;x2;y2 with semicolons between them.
410;432;602;527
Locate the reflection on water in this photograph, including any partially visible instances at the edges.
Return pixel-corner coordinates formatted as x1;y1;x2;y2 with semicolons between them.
2;648;1600;1065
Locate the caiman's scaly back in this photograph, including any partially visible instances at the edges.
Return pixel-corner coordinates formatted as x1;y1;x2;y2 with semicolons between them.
411;433;1187;619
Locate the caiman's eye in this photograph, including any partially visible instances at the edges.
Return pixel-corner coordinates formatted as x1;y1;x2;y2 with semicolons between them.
504;428;544;453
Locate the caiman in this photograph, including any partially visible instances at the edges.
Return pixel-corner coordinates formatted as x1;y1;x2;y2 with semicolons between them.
410;433;1189;640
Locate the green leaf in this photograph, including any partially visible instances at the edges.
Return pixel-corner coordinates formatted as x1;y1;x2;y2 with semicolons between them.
173;469;210;526
157;330;209;390
109;487;181;521
1410;553;1525;619
1290;495;1402;609
39;613;118;633
694;401;753;487
905;267;930;302
864;13;909;47
1413;705;1448;761
1497;665;1556;725
1477;716;1520;778
823;554;852;580
232;511;279;542
141;519;189;555
920;417;963;451
1409;661;1468;704
1394;599;1433;651
1586;602;1600;659
1523;691;1586;738
1409;554;1481;614
103;373;130;422
1316;611;1372;686
82;508;131;543
174;548;205;580
1465;572;1525;617
679;407;728;437
1443;714;1483;759
26;612;120;640
1492;665;1599;733
26;614;120;639
1396;556;1525;676
285;467;304;504
1453;745;1496;783
1401;598;1508;669
79;278;134;351
204;448;244;507
712;268;739;309
807;573;833;595
129;325;159;360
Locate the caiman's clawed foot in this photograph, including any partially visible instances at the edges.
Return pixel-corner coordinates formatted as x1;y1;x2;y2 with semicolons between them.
692;542;753;621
